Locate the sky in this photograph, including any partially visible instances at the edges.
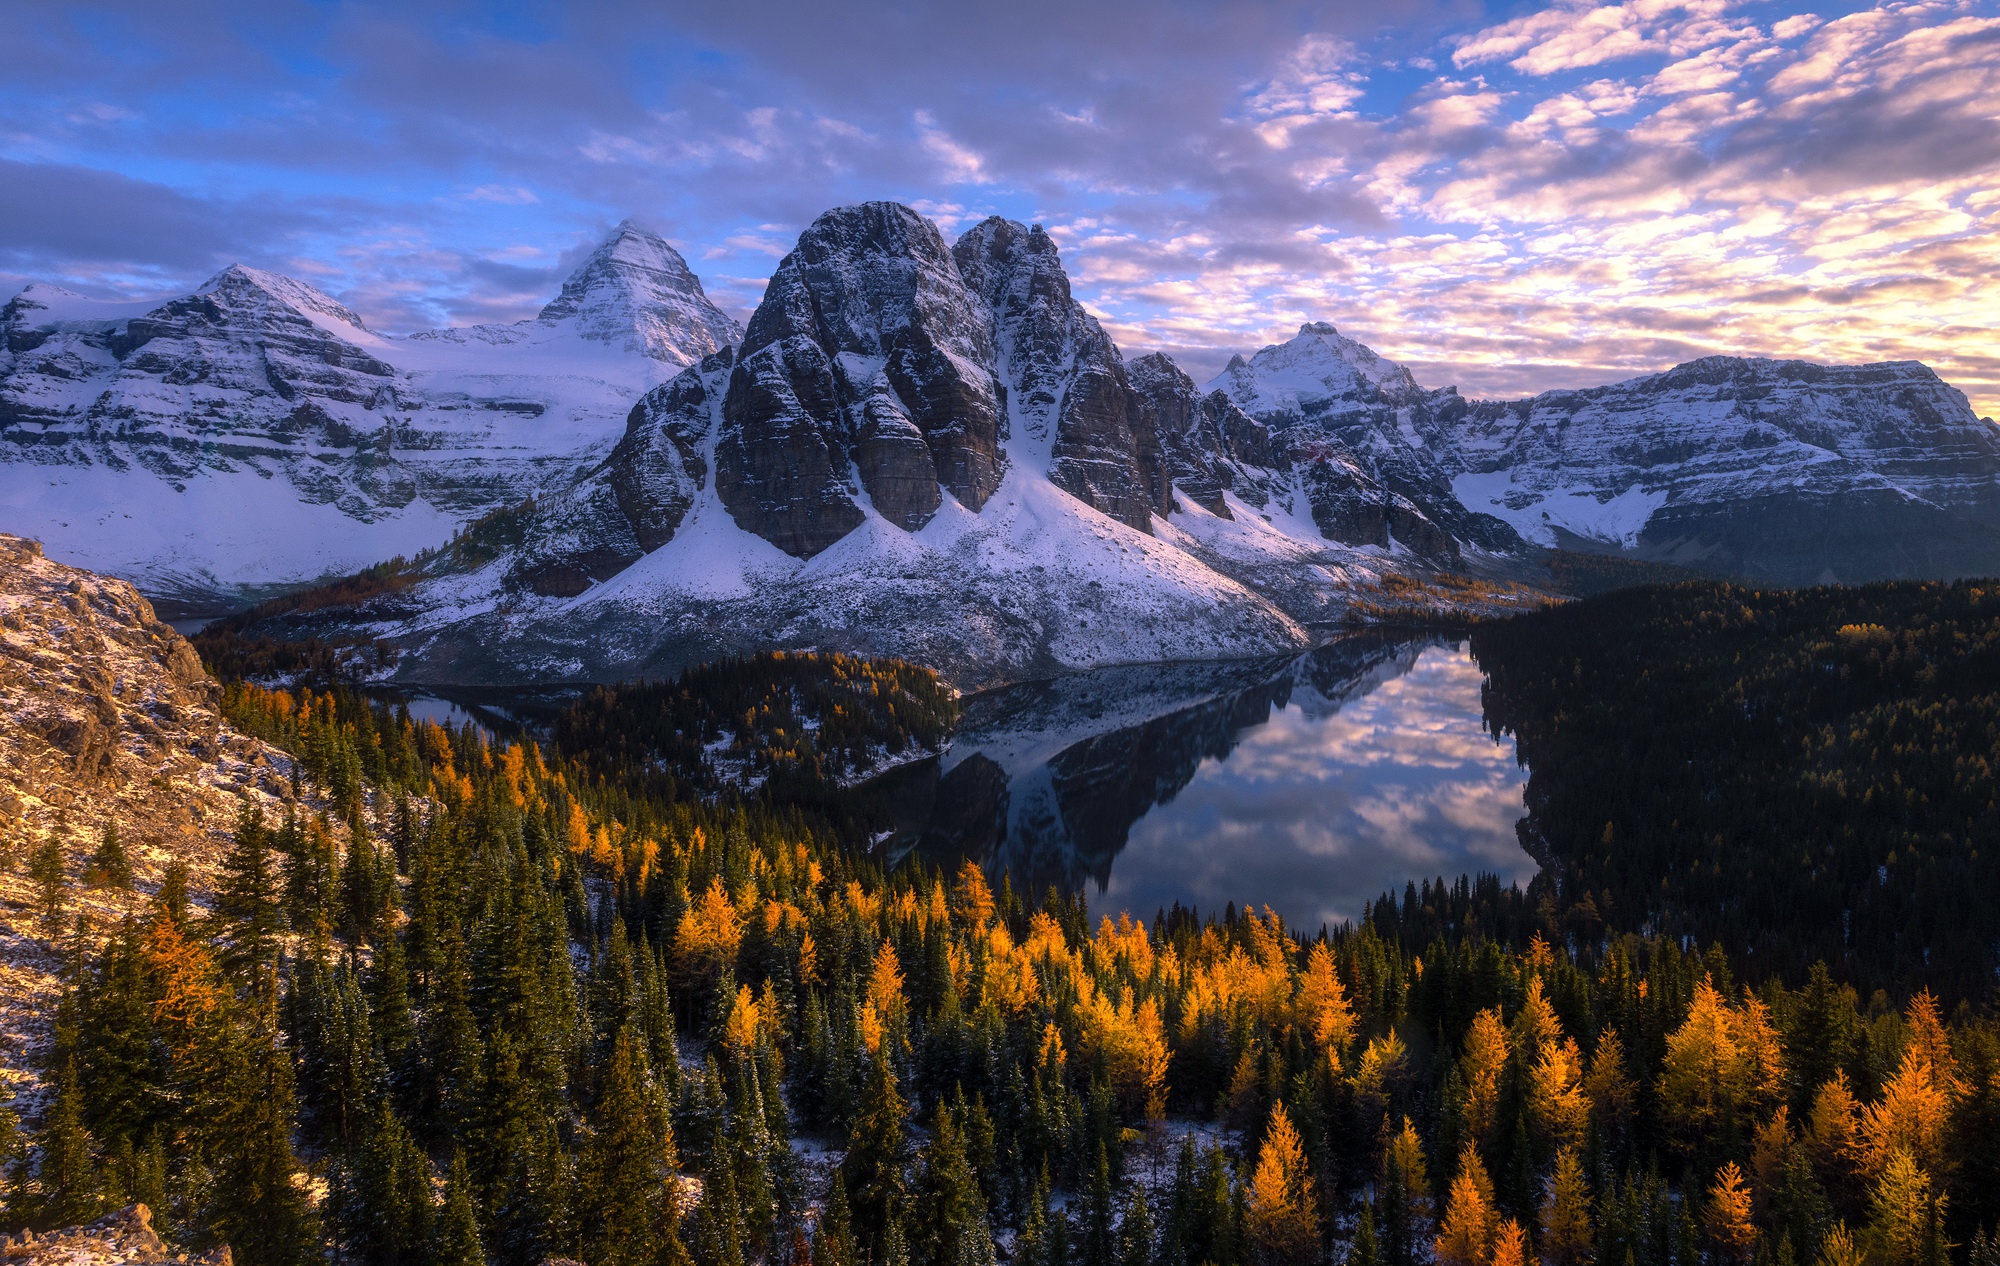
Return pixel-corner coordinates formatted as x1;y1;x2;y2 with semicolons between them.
2;0;1997;415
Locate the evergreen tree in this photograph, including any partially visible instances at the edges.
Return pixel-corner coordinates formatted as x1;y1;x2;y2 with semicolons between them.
339;1100;434;1266
1119;1187;1156;1266
813;1169;860;1266
912;1104;996;1266
1247;1103;1318;1265
29;833;68;933
35;1058;103;1227
1081;1143;1115;1266
843;1047;909;1259
434;1151;487;1266
84;822;131;889
1539;1147;1594;1266
578;1024;676;1266
214;808;282;992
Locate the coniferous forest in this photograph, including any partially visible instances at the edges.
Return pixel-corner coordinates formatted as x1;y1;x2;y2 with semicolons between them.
9;612;2000;1266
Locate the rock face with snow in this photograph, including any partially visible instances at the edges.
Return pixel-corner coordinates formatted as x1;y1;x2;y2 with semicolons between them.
0;534;339;1087
1444;356;2000;585
955;217;1166;531
1204;323;1522;563
0;223;741;615
249;205;1494;687
716;202;1005;555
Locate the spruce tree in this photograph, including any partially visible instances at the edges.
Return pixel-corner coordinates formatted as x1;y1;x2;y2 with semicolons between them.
911;1104;995;1266
843;1047;909;1259
1119;1187;1156;1266
214;807;282;991
29;834;68;933
813;1170;860;1266
85;822;131;889
36;1058;103;1227
339;1100;433;1266
578;1024;676;1266
434;1151;487;1266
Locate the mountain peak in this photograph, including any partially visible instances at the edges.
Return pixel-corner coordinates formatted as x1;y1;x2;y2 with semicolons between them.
198;264;374;333
535;221;744;364
1209;320;1425;410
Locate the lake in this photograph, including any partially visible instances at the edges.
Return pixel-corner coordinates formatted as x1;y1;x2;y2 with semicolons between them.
873;633;1536;932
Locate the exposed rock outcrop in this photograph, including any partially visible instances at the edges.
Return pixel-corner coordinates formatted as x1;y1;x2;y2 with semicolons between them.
0;224;742;614
955;217;1166;531
717;202;1005;555
1445;355;2000;584
0;1204;230;1266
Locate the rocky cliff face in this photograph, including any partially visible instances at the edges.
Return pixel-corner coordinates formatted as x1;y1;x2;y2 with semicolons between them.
1203;323;1523;563
0;224;741;614
1444;355;2000;584
0;535;317;1086
715;203;1005;554
955;217;1166;531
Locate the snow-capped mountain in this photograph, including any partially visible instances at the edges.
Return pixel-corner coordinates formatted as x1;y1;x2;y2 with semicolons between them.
1442;356;2000;585
265;203;1511;688
0;223;741;615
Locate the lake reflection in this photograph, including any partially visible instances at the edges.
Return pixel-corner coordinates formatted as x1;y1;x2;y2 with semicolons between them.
882;635;1535;931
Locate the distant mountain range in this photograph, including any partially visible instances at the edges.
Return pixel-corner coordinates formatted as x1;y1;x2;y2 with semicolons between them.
6;201;1999;683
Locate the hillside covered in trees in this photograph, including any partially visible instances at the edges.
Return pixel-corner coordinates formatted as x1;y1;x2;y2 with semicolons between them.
1474;579;2000;1000
2;643;1995;1266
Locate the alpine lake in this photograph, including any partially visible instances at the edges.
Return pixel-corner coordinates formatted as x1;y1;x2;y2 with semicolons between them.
382;632;1537;933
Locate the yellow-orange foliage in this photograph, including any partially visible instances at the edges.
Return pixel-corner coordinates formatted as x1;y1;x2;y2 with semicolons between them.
675;877;743;981
1435;1145;1498;1266
1298;941;1356;1055
1248;1103;1319;1263
1491;1219;1527;1266
1704;1162;1757;1266
1461;1008;1510;1148
1529;1036;1590;1156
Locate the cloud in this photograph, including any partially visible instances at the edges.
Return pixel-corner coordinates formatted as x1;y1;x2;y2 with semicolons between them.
0;0;1995;418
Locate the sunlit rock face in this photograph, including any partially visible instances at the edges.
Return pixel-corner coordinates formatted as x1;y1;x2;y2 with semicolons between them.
1444;356;2000;584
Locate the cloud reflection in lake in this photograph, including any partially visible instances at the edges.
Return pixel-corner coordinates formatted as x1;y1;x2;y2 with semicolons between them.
1101;646;1534;932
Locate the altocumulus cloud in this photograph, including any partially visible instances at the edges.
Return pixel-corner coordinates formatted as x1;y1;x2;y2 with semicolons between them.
0;0;1995;415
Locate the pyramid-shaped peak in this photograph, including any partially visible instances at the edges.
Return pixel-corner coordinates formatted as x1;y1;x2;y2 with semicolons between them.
537;220;743;364
197;264;373;332
1300;320;1340;337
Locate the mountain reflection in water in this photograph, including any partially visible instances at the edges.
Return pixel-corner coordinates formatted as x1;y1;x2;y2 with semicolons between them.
873;634;1535;931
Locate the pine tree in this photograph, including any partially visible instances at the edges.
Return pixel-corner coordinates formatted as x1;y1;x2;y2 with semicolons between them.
434;1151;487;1266
912;1103;996;1266
339;1100;434;1266
1120;1186;1156;1266
1081;1143;1115;1266
214;807;282;991
85;822;131;889
29;833;68;933
813;1169;860;1266
578;1023;676;1266
1703;1162;1757;1266
843;1047;909;1259
1351;1203;1380;1266
35;1058;103;1226
1434;1145;1496;1266
208;1030;321;1266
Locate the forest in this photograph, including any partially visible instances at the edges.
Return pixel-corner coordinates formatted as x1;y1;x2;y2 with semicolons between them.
4;638;1998;1266
1474;578;2000;999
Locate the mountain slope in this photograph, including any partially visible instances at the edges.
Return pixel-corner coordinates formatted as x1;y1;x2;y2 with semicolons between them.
1444;355;2000;584
0;224;741;616
240;204;1537;687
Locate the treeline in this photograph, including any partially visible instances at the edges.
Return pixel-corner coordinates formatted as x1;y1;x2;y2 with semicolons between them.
1473;579;2000;999
6;654;1999;1266
552;652;959;800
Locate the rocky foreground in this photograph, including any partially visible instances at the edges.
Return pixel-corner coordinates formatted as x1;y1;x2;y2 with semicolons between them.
0;1205;229;1266
0;535;309;1098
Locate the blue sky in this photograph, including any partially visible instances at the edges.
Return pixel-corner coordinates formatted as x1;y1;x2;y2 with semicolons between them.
3;0;1996;412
